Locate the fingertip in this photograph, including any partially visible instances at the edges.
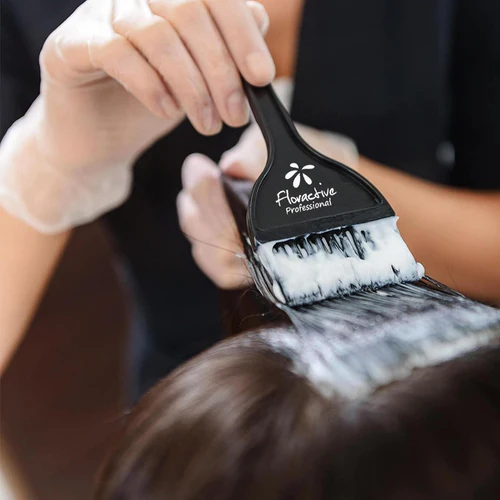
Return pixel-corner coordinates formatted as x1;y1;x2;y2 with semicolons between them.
182;153;219;189
224;89;250;128
176;189;189;215
219;152;247;178
205;119;224;136
193;115;224;137
176;190;198;234
246;1;270;35
244;51;276;86
158;93;180;119
244;2;275;85
219;151;237;172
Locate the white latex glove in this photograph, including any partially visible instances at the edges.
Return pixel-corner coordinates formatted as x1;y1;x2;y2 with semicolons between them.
0;0;273;233
178;85;359;289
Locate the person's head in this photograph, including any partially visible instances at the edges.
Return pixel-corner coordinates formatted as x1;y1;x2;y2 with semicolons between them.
96;283;500;500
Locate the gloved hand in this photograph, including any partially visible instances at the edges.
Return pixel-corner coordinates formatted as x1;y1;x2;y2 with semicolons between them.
0;0;273;233
178;82;359;289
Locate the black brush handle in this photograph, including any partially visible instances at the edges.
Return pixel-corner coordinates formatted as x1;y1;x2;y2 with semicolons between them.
243;80;395;245
242;81;299;158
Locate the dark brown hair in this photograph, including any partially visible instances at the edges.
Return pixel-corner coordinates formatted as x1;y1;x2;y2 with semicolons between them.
96;178;500;499
97;337;337;500
96;327;500;500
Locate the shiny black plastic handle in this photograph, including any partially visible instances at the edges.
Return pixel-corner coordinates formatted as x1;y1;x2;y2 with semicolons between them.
242;81;301;159
243;81;395;245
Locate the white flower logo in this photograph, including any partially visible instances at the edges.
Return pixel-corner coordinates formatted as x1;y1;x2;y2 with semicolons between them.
285;163;315;188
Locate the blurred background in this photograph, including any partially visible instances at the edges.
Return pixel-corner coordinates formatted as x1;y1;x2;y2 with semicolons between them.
1;0;499;498
1;222;128;499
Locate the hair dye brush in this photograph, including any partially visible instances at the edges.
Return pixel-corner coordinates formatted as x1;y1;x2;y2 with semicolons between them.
243;82;424;307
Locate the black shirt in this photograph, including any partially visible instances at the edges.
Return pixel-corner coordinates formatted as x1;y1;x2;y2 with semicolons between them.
293;0;500;189
2;0;500;394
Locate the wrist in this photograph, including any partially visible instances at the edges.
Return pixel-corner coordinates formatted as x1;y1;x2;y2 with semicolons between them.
0;100;133;234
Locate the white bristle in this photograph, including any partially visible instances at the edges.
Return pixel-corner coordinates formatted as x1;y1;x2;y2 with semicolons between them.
256;216;424;306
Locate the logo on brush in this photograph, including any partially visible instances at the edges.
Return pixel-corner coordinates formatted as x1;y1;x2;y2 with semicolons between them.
285;163;315;188
277;162;337;215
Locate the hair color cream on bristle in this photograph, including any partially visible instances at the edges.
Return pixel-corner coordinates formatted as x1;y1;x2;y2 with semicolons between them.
256;216;424;306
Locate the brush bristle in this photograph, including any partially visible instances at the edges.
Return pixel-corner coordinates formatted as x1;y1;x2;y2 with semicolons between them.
255;216;424;306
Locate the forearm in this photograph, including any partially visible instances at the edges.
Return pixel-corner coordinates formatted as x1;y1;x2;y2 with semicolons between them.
0;207;69;373
360;157;500;305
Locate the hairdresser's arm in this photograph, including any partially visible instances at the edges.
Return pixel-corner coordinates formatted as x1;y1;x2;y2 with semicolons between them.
0;0;274;373
359;158;500;305
0;209;69;373
0;0;273;234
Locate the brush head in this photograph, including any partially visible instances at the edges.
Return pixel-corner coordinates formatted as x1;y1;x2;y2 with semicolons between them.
243;83;423;306
252;216;425;307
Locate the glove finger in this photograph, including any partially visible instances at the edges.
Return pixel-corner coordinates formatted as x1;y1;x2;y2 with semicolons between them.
219;124;267;180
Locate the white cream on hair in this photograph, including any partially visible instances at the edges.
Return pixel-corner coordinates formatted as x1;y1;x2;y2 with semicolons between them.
252;283;500;401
